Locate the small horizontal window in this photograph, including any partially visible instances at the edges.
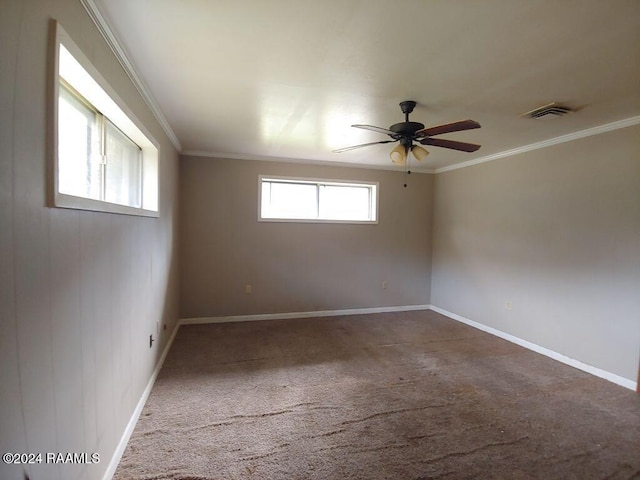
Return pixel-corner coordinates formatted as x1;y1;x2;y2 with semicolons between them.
259;176;378;223
51;22;158;217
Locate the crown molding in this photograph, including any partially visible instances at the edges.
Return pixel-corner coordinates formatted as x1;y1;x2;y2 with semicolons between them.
79;0;182;152
435;116;640;174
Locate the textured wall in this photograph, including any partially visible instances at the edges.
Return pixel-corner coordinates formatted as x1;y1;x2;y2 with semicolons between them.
431;125;640;382
179;156;433;318
0;1;180;479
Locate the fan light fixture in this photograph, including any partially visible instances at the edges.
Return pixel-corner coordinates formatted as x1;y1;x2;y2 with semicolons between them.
389;143;429;165
390;144;407;165
411;145;429;162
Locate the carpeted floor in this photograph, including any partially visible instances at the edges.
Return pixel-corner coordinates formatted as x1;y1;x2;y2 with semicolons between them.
113;310;640;480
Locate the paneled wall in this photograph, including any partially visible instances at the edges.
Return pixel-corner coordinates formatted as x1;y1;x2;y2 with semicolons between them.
0;2;180;479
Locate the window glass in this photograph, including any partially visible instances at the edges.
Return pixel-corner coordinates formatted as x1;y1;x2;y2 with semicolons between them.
260;177;377;223
319;185;371;221
262;181;317;219
105;120;142;207
57;84;102;200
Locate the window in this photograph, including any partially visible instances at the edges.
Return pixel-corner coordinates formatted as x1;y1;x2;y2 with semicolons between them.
51;22;158;216
259;176;378;223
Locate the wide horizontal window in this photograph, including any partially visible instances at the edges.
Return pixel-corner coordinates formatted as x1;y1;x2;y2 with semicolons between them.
259;176;378;223
51;22;158;217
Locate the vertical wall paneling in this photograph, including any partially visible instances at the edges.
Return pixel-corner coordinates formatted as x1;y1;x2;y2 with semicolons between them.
0;1;180;479
0;1;29;479
49;209;84;480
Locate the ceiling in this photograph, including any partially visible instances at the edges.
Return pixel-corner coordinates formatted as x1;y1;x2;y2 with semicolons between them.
90;0;640;172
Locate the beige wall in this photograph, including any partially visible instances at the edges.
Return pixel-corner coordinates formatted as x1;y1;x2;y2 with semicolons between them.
431;125;640;382
180;156;433;318
0;2;179;479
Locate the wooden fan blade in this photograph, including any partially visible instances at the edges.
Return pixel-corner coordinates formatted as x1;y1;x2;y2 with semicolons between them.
419;137;481;152
352;124;398;136
416;119;480;137
332;140;395;153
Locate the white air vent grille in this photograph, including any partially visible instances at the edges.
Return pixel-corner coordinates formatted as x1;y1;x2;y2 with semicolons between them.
522;102;574;119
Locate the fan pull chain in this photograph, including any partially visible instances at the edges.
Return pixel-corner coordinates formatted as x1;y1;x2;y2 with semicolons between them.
404;158;411;188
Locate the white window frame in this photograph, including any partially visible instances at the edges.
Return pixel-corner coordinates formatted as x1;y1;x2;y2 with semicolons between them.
258;175;379;224
49;21;159;217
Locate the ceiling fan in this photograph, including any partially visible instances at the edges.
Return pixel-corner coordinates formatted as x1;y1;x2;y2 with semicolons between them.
333;100;481;165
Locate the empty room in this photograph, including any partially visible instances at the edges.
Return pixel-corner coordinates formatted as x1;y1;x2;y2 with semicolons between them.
1;1;639;479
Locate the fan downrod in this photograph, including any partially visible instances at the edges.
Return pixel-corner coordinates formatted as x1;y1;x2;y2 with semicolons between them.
393;100;423;133
391;101;424;135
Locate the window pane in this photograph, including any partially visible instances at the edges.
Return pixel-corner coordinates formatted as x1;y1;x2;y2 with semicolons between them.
319;185;371;221
105;120;142;207
262;181;317;219
260;177;377;223
58;85;101;200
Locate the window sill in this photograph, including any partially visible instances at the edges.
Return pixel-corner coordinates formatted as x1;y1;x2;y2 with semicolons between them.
53;192;159;218
258;217;377;225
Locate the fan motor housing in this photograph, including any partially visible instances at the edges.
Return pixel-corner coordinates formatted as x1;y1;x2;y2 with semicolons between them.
390;121;425;136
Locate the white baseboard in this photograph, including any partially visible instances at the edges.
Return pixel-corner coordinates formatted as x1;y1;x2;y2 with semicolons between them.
180;304;432;325
102;321;181;480
429;305;637;391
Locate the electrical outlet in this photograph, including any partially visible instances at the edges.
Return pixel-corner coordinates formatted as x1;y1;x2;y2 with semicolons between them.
382;281;388;289
245;284;252;294
505;301;512;310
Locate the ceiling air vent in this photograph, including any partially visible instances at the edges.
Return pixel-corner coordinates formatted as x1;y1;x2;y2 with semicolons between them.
522;102;574;119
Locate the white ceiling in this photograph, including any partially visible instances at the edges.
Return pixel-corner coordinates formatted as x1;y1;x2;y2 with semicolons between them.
90;0;640;172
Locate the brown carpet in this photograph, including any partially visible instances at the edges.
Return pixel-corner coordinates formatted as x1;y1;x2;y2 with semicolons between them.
113;310;640;480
